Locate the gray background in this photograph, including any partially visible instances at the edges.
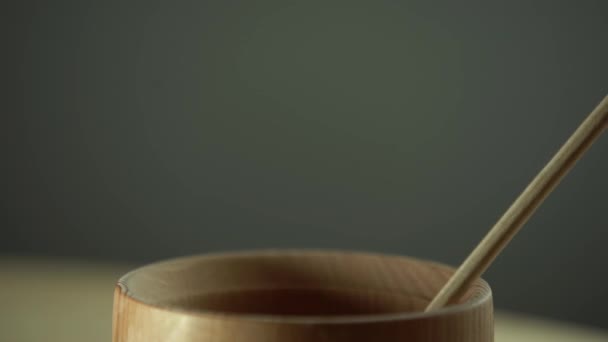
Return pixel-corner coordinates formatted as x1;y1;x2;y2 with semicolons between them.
4;0;608;329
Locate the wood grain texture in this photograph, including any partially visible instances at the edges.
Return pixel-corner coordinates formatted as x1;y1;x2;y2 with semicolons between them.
113;250;493;342
426;95;608;311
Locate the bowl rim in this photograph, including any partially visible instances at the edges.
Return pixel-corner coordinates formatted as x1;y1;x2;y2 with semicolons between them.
116;249;492;325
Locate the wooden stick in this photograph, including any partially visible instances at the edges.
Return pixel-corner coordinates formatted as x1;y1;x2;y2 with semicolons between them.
426;95;608;311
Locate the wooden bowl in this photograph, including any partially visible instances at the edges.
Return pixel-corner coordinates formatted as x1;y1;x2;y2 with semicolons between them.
113;250;493;341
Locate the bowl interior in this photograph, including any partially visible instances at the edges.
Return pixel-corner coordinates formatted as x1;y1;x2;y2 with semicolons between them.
120;250;489;317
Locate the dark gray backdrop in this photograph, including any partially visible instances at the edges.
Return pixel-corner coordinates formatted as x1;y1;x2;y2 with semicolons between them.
4;0;608;329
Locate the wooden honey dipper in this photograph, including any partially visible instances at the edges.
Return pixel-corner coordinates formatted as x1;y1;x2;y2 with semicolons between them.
426;95;608;311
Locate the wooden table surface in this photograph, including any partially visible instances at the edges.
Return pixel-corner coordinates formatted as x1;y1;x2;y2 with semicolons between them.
1;257;607;342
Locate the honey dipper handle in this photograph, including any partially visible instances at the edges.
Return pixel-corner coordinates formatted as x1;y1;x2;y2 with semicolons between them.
426;95;608;311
